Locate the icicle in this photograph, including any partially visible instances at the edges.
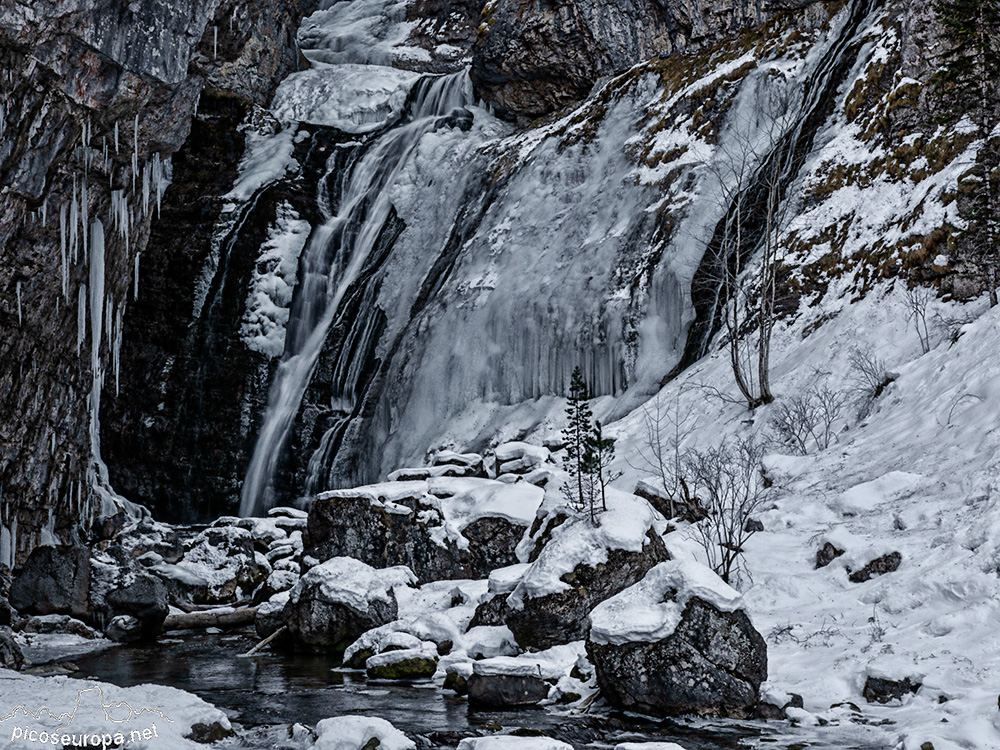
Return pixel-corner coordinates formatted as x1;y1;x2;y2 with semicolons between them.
213;26;218;59
81;176;89;264
114;120;119;153
113;302;123;396
60;203;68;299
132;114;139;192
41;197;47;227
153;153;163;217
133;252;141;300
142;161;150;216
70;179;78;264
104;294;112;349
77;284;87;355
15;281;22;327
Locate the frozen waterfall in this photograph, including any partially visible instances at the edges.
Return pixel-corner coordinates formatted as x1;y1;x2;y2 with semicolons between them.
239;71;475;518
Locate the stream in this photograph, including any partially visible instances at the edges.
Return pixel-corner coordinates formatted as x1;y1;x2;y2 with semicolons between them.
67;632;889;749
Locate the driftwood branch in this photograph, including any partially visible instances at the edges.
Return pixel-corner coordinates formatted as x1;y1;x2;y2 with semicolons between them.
239;626;288;657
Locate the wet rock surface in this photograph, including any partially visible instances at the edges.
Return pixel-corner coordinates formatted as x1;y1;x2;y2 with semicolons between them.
471;0;761;122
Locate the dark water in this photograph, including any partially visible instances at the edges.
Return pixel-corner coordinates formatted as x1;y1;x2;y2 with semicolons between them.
69;632;886;749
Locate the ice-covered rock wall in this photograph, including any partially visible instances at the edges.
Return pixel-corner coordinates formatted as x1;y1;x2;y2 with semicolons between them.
0;0;308;561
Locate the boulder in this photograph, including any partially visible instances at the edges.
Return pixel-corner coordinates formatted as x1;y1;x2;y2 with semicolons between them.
815;542;845;569
848;552;901;583
587;559;767;718
90;550;169;635
366;647;438;680
467;661;551;709
284;558;415;656
150;526;269;604
105;615;143;643
310;716;415;750
0;626;24;670
459;739;573;750
305;478;541;583
23;615;97;639
506;495;669;650
863;675;921;704
9;546;91;620
255;592;290;639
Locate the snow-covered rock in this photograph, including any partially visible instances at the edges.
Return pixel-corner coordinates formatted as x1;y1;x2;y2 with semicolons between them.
284;558;415;655
586;560;766;718
457;737;573;750
308;715;415;750
506;492;669;649
306;478;542;582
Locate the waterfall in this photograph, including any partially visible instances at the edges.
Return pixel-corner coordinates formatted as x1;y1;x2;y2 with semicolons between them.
239;71;474;517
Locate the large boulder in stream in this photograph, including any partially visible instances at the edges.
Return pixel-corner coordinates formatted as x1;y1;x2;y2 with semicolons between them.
9;544;168;635
284;557;416;656
586;559;767;718
304;477;542;583
505;493;669;650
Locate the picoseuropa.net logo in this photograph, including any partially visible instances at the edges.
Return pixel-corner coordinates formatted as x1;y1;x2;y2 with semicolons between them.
1;685;173;748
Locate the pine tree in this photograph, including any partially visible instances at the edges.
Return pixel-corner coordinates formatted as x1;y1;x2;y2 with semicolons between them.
934;0;1000;304
562;366;592;512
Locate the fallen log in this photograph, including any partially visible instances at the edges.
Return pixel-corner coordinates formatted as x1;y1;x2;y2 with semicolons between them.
162;606;259;631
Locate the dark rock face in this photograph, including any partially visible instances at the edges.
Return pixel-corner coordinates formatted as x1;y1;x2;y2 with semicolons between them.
471;0;760;121
848;551;901;583
588;598;767;718
0;627;24;670
366;653;439;680
863;675;921;704
304;494;526;583
9;546;92;621
0;0;310;559
469;593;511;628
467;672;551;708
505;530;669;650
815;541;845;569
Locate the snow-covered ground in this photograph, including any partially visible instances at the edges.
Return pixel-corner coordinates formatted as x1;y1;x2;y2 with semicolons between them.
605;287;1000;750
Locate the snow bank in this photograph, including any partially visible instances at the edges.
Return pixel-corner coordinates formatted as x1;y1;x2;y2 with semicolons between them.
310;715;415;750
589;559;743;646
0;672;229;749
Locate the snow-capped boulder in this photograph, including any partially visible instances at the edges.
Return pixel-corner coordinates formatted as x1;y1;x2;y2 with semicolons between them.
458;736;573;750
505;494;669;650
466;660;551;708
847;551;902;583
305;478;542;582
586;559;767;719
494;441;551;476
284;558;416;656
308;716;415;750
255;591;290;639
366;645;439;680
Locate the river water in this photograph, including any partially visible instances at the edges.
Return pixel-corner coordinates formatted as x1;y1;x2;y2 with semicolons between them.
68;632;889;749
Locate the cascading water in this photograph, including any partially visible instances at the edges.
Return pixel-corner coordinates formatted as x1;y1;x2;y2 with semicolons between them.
239;71;475;517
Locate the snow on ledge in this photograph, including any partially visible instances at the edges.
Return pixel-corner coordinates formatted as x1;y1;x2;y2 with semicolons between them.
588;559;743;646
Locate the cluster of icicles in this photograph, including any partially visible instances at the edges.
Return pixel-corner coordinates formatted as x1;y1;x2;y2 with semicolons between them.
1;112;170;567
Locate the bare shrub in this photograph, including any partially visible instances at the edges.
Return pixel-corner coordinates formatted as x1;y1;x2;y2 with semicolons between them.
904;285;933;354
848;348;896;419
687;436;770;586
632;393;701;520
768;386;847;455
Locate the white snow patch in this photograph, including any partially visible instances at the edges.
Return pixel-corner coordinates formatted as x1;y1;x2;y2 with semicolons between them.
589;559;743;646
